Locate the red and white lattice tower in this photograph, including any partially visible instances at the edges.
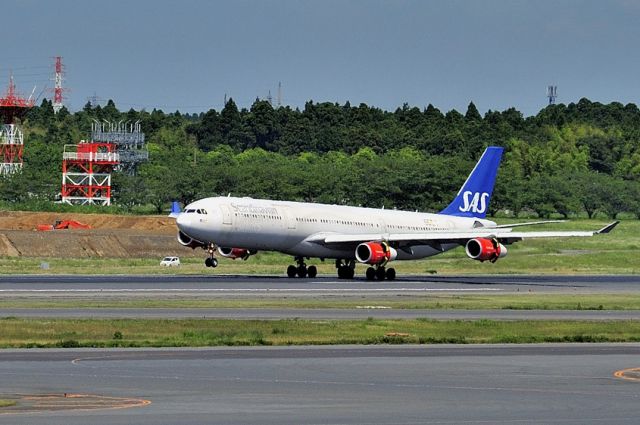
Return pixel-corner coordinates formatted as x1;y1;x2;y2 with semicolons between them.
0;75;34;175
53;56;66;113
61;142;119;205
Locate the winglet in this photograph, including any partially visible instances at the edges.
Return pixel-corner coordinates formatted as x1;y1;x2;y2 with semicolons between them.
596;221;620;234
168;201;181;219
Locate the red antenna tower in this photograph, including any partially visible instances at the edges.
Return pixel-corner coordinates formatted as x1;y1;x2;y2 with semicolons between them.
61;142;119;205
0;74;34;175
53;56;66;113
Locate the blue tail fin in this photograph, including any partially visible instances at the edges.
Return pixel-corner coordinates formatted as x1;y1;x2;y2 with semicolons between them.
169;201;182;218
439;146;504;218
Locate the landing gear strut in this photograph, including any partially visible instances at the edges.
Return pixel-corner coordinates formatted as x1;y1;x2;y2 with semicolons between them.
365;265;396;281
204;243;218;268
287;257;317;278
336;259;355;279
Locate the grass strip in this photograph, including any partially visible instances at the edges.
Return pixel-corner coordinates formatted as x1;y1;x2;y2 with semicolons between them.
0;400;17;408
1;219;639;275
2;294;640;310
1;318;640;348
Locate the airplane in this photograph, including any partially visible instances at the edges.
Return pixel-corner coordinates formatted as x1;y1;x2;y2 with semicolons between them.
173;146;618;280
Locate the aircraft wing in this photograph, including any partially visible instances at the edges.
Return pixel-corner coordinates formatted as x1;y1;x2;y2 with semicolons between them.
488;220;565;228
320;221;619;246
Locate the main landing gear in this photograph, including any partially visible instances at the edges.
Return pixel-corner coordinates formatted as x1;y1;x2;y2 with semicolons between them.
284;258;396;280
287;257;317;278
336;259;355;279
365;265;396;281
204;243;218;268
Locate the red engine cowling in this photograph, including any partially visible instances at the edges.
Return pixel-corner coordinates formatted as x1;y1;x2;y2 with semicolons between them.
217;247;252;260
177;231;206;249
465;238;507;262
355;241;397;265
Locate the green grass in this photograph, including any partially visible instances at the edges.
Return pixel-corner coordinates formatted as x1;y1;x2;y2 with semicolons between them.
0;318;639;348
2;294;640;311
0;219;637;275
0;399;17;408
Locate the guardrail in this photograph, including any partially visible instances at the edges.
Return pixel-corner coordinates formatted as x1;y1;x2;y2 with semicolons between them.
62;152;120;162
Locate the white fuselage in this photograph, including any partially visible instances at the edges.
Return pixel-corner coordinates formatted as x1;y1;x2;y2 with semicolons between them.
176;197;496;261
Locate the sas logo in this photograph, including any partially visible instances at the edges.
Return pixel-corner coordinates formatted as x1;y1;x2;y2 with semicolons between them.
459;191;489;213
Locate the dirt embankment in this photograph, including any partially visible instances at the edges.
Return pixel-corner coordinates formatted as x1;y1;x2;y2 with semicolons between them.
0;211;199;258
0;211;176;233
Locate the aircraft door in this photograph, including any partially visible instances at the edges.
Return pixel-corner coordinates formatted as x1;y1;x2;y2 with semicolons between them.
281;206;296;229
220;205;232;225
378;217;388;234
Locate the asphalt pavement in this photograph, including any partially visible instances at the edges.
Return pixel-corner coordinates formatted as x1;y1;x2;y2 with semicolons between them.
1;344;639;424
0;274;638;294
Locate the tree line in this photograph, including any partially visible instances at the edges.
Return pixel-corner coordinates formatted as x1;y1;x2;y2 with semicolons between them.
0;97;638;219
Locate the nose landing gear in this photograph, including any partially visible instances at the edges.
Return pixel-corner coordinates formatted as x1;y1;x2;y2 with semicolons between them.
204;243;218;268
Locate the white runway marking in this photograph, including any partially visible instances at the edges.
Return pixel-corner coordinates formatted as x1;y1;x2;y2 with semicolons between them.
0;287;502;293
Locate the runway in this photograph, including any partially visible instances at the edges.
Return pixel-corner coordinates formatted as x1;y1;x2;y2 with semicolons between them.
0;274;639;294
1;344;639;424
3;307;640;320
2;274;638;320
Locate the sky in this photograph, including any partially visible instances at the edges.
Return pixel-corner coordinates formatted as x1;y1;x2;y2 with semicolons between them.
2;0;640;116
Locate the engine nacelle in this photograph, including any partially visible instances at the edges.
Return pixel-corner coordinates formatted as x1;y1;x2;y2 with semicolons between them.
177;231;206;250
217;247;253;260
465;238;507;262
355;241;397;265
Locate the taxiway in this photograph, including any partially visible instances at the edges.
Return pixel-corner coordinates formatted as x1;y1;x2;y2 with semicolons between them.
1;344;639;424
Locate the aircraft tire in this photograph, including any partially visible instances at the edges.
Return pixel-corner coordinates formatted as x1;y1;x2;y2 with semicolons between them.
346;267;355;279
211;258;218;268
385;267;396;281
365;267;376;281
375;267;386;281
297;265;308;278
205;258;212;267
307;265;317;278
287;265;297;278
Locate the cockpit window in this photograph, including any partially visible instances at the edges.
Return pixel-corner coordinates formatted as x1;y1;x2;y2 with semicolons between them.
185;209;195;213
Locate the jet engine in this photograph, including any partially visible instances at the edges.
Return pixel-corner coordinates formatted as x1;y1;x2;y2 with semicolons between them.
465;238;507;262
217;247;254;260
177;231;206;249
355;241;397;265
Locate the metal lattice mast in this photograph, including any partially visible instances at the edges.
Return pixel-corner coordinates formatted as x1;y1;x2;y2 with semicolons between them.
0;75;34;175
61;142;119;206
53;56;66;113
547;85;557;105
277;82;282;108
91;120;148;175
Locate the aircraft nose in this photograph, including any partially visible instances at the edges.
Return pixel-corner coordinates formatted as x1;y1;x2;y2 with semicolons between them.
176;213;189;231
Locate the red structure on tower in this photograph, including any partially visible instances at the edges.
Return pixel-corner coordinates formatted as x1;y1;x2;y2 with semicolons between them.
0;75;34;175
61;142;119;205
